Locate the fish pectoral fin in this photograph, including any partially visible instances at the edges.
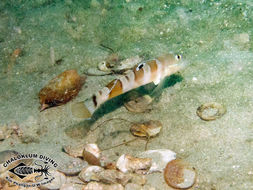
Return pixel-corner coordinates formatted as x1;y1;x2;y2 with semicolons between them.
151;78;165;97
153;79;161;85
71;101;92;119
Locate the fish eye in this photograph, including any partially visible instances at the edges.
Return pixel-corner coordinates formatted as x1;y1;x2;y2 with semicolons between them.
175;54;182;60
136;63;145;71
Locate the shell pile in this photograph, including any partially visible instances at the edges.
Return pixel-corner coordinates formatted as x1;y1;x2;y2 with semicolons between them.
0;145;196;189
39;70;85;111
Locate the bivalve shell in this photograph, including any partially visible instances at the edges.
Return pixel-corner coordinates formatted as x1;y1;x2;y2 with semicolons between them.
78;166;104;182
164;159;197;189
130;120;162;138
116;154;152;174
82;144;101;166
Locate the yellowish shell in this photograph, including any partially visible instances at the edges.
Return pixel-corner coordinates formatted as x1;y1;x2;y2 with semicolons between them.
39;70;85;111
130;120;162;138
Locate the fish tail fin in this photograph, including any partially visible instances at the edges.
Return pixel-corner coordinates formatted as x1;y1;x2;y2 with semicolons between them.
71;99;94;119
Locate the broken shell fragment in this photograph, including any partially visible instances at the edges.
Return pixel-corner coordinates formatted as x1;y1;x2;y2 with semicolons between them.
78;166;104;182
83;182;124;190
116;154;152;174
124;95;153;113
196;102;226;121
138;149;176;173
130;120;162;138
164;159;196;189
82;144;101;166
79;166;131;185
39;70;85;111
96;169;131;185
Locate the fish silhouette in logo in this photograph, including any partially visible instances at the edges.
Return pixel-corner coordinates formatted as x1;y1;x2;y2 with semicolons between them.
9;161;51;181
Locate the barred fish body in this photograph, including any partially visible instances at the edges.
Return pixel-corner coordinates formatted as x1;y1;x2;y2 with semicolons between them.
72;54;184;119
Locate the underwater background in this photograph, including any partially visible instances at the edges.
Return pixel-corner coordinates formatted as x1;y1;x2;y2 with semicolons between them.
0;0;252;189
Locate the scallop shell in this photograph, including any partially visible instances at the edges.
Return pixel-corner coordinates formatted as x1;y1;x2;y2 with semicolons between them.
164;159;197;189
124;95;153;113
39;70;85;111
130;120;162;138
116;154;152;174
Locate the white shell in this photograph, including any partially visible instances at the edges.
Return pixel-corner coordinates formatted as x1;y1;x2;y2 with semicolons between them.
138;149;176;173
78;166;104;182
116;154;152;174
84;143;101;158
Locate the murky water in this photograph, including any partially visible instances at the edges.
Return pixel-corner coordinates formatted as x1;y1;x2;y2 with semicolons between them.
0;0;252;189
